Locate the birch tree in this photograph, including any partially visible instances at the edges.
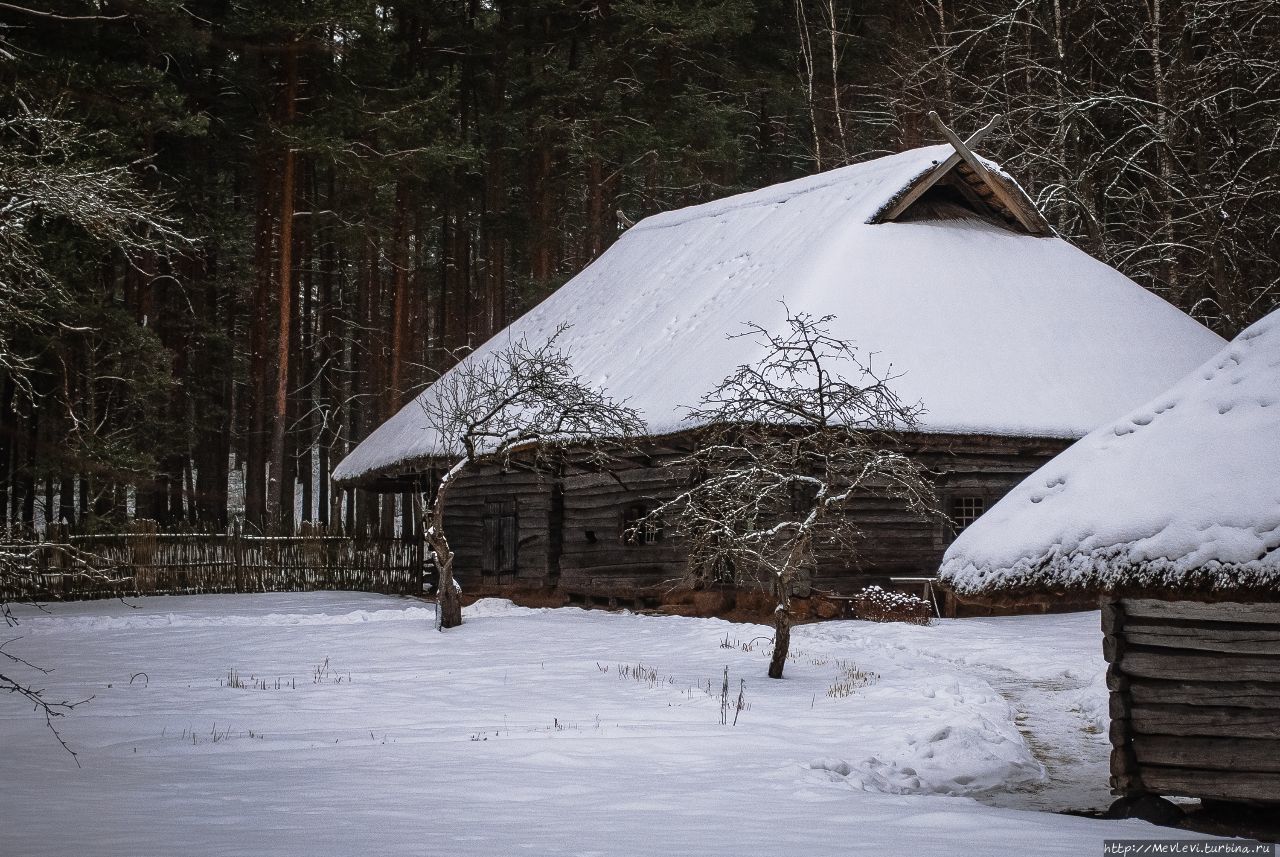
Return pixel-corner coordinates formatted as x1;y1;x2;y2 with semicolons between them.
642;311;939;678
420;325;644;629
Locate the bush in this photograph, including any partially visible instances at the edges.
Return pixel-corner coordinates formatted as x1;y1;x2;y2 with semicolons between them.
852;585;932;624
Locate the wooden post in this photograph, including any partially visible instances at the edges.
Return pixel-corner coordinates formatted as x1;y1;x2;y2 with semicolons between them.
232;518;244;593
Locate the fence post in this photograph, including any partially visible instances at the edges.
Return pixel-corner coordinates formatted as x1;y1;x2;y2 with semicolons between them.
232;518;244;592
128;518;159;594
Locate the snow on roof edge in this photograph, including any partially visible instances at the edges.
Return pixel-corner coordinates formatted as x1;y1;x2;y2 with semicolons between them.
940;549;1280;603
334;144;1224;486
939;310;1280;600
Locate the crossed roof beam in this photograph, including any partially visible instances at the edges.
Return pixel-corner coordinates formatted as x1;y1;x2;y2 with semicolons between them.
877;112;1052;237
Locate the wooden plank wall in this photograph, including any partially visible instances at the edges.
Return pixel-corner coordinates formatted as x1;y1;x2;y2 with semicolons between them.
442;463;554;590
558;465;691;601
433;433;1068;601
1104;597;1280;804
550;433;1068;600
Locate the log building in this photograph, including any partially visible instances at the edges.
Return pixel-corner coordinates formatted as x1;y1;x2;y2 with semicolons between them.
942;309;1280;806
335;127;1222;615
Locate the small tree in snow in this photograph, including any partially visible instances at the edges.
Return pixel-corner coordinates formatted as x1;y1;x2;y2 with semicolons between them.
643;311;940;678
421;325;644;629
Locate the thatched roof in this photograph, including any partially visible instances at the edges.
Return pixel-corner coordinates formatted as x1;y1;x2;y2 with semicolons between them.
335;145;1222;488
941;310;1280;604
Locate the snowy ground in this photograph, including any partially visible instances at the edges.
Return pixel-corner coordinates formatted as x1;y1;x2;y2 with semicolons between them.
0;593;1210;856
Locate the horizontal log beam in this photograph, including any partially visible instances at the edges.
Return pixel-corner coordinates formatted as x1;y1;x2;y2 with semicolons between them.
1135;736;1280;782
1131;702;1280;738
1121;599;1280;625
1139;764;1280;803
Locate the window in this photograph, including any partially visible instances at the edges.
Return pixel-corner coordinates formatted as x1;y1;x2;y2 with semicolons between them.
622;503;662;545
481;499;517;575
951;496;986;534
789;481;820;520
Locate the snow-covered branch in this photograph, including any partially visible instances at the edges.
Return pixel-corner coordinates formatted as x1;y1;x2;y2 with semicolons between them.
420;325;645;628
640;310;940;678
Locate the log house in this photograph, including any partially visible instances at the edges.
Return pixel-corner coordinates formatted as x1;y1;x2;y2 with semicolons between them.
336;124;1222;615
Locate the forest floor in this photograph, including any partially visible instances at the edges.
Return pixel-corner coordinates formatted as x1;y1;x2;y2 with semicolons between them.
0;593;1223;856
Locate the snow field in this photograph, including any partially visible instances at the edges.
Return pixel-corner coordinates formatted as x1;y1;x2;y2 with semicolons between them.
0;593;1211;856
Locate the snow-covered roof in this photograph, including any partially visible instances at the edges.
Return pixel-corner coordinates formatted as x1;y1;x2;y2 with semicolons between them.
334;144;1224;485
941;309;1280;601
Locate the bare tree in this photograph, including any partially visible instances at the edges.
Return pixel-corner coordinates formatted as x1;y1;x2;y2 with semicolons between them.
421;325;645;629
642;311;940;679
1;538;115;764
883;0;1280;335
0;101;189;384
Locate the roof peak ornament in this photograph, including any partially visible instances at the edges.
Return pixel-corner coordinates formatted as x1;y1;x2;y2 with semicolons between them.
878;112;1052;236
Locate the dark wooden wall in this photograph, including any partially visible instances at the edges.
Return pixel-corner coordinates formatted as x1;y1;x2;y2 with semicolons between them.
558;465;690;603
435;432;1068;603
1104;597;1280;805
441;463;555;591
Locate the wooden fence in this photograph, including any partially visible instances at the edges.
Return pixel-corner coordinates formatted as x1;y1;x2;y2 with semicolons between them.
0;527;431;601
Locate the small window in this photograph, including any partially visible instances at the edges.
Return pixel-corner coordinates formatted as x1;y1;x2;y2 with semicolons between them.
951;496;986;534
622;503;662;545
789;481;820;520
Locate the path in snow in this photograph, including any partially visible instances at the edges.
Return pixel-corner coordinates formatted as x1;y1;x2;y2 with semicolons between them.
980;668;1109;813
807;610;1115;814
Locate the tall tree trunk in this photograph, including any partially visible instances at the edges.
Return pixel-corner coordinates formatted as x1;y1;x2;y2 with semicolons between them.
246;150;276;530
0;372;15;528
389;181;411;410
768;596;792;679
768;541;807;679
268;41;300;532
58;475;75;527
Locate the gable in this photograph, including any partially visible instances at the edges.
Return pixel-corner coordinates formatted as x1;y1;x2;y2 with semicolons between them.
871;114;1052;236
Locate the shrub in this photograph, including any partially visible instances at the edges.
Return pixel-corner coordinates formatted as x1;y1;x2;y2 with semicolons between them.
852;585;932;624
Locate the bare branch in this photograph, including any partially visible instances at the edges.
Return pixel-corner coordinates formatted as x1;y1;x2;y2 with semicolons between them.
640;310;941;678
0;1;128;21
419;325;645;628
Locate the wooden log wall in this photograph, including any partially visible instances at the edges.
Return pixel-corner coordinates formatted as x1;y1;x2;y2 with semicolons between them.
558;464;691;603
550;433;1069;601
407;431;1069;604
440;463;554;590
1104;597;1280;805
0;529;426;601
